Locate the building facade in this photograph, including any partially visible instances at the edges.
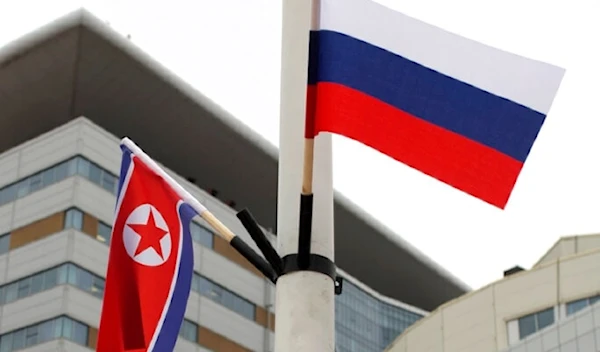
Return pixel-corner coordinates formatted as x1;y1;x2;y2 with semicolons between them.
385;235;600;352
0;118;426;352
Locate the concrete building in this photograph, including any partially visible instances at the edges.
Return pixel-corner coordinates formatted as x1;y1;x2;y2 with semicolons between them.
0;9;468;352
385;234;600;352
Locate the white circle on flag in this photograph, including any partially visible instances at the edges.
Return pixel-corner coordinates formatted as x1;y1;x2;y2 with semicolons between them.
123;204;172;266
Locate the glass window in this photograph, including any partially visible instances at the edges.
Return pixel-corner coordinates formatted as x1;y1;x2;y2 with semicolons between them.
179;320;198;342
0;157;117;212
536;307;554;330
16;180;29;198
67;159;78;177
54;162;69;180
37;319;56;343
88;163;102;185
68;319;89;346
566;294;600;316
76;158;90;178
91;276;105;298
30;273;44;295
190;223;214;248
75;267;92;291
11;330;24;350
56;265;68;285
566;298;588;316
518;307;554;340
97;222;112;244
4;283;18;304
334;278;423;351
41;168;55;187
0;185;14;206
0;316;90;352
0;331;13;352
29;174;42;193
61;317;72;340
17;279;30;299
101;171;117;193
0;264;104;306
64;208;83;230
44;267;59;288
66;264;77;285
24;326;38;346
0;234;10;255
193;274;255;320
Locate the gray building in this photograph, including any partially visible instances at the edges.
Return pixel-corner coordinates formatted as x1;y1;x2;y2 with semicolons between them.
0;9;467;352
385;234;600;352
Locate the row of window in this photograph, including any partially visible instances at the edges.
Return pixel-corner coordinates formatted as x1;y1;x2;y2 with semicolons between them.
0;156;117;208
0;263;104;305
0;315;199;352
517;293;600;341
335;279;423;352
0;261;256;324
0;155;217;249
192;273;256;320
566;294;600;316
0;316;88;352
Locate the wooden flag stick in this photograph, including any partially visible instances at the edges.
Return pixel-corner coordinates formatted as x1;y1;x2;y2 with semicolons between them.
121;137;277;283
201;209;277;283
303;138;315;194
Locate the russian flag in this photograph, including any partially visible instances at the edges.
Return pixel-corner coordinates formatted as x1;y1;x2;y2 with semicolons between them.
306;0;565;209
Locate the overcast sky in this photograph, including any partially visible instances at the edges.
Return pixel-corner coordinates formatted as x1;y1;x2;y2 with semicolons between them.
1;0;599;291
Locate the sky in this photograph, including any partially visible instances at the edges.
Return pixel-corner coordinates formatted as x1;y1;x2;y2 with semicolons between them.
0;0;599;291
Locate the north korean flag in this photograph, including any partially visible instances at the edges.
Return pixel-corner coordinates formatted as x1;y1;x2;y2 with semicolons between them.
97;140;197;352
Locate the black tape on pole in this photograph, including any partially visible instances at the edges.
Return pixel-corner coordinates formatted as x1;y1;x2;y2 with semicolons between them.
237;209;283;275
230;236;278;284
297;194;314;269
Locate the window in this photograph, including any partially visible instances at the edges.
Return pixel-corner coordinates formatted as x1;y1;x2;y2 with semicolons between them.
566;294;600;316
518;307;554;340
101;171;116;193
0;316;88;351
0;234;10;255
29;174;42;193
0;263;105;305
88;163;102;185
97;222;112;244
190;222;214;248
334;277;423;351
64;208;83;230
192;274;256;320
0;158;78;208
76;158;91;178
179;320;198;342
0;156;118;209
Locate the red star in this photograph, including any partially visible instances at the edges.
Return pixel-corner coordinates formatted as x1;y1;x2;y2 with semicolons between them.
128;209;168;259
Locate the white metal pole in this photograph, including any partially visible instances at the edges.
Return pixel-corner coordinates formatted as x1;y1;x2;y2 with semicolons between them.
275;0;335;351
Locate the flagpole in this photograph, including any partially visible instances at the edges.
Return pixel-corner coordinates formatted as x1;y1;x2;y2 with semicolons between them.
275;0;336;351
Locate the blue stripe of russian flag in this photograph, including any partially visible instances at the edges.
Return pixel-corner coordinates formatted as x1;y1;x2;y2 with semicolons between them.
308;30;546;163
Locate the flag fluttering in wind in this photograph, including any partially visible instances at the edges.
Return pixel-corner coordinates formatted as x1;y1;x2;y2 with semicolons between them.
306;0;565;208
97;138;202;352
